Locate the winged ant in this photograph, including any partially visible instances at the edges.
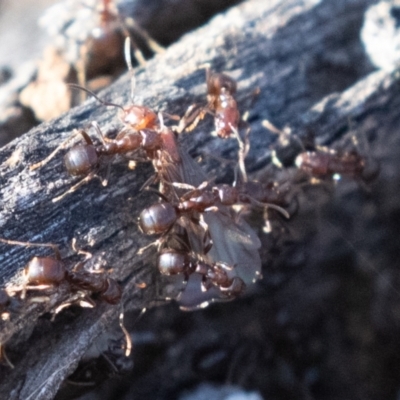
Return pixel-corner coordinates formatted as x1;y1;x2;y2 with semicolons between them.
28;36;262;309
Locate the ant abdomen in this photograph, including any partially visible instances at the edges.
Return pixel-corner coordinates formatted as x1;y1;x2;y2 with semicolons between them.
139;202;178;235
25;257;66;285
157;249;191;276
64;144;99;176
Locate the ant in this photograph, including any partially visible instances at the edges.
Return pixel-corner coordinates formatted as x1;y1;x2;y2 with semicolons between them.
180;69;240;139
262;119;379;184
175;180;292;218
138;180;290;249
295;148;379;183
0;238;121;305
39;0;164;92
157;248;246;299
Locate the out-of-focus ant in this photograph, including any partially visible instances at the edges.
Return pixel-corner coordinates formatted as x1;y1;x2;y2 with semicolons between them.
295;149;379;183
157;248;246;299
0;238;121;305
262;119;379;184
206;70;240;139
39;0;164;91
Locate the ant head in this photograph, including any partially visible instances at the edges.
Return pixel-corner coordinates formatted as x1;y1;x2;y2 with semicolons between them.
120;105;158;131
25;257;66;285
207;72;237;97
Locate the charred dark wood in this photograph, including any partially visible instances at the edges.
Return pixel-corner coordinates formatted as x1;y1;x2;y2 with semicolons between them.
2;0;400;399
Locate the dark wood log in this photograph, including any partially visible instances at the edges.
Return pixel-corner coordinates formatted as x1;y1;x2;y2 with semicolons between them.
3;0;400;399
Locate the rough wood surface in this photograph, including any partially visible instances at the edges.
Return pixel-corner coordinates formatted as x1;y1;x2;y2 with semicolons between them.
2;0;400;399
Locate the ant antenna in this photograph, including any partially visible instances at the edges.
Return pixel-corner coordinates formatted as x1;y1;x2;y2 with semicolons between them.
0;238;61;259
124;37;137;103
68;84;124;111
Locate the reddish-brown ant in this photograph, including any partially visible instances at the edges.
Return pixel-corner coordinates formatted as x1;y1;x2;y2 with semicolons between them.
157;248;245;299
0;290;10;315
295;149;379;183
262;119;379;184
180;69;240;139
0;238;121;305
175;180;291;217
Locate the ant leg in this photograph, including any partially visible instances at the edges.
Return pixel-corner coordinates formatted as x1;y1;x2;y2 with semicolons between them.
161;112;180;122
90;121;109;146
176;104;206;133
119;311;132;357
125;18;165;55
232;125;249;184
30;130;88;171
52;171;100;202
123;31;146;66
101;162;112;187
76;43;88;102
142;186;170;202
139;173;158;192
248;197;290;219
71;238;92;261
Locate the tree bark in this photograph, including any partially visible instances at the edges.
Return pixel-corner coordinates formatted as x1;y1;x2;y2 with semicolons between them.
3;0;400;399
